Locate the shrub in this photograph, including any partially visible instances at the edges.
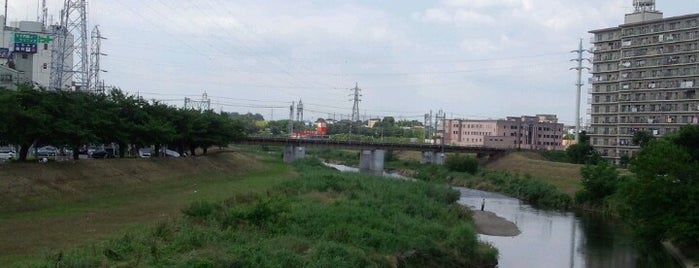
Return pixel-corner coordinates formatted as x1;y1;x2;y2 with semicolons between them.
181;201;220;219
445;154;478;174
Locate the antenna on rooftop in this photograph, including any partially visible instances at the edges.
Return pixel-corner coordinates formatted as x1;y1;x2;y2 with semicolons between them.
633;0;656;12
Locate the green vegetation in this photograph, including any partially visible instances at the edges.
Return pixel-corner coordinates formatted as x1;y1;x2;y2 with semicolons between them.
445;154;479;174
540;150;570;163
0;85;244;160
575;163;622;208
631;130;656;148
398;160;571;210
15;158;498;267
0;152;289;264
574;125;699;255
620;125;699;249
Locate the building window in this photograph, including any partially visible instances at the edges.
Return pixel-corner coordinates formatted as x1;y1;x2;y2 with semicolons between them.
21;54;28;59
0;74;12;82
44;43;48;50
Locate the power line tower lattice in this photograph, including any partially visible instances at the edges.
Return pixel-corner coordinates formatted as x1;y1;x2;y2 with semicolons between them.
570;38;590;144
350;82;361;122
50;0;89;90
184;92;211;111
296;99;303;122
89;25;106;93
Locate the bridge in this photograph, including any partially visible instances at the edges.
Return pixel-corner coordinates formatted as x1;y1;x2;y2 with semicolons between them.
239;136;507;174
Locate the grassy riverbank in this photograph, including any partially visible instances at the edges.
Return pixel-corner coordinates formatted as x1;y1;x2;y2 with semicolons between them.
0;151;290;264
5;150;497;267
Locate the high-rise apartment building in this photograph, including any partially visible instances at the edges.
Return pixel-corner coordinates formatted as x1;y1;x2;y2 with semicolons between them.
589;0;699;162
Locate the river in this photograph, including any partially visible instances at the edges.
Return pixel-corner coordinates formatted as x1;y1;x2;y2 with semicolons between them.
325;163;678;267
457;187;677;268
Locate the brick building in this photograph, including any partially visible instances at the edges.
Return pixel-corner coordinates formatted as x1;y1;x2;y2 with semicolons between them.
440;114;564;150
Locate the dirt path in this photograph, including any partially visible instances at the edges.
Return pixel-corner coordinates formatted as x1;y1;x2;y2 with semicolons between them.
471;210;521;237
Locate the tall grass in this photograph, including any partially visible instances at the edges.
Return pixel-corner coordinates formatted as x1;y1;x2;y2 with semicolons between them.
18;157;497;267
410;162;571;210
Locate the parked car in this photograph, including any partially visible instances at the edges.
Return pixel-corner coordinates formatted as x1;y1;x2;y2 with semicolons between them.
138;148;152;158
0;148;15;160
86;146;99;157
162;149;180;157
36;146;58;157
90;150;113;159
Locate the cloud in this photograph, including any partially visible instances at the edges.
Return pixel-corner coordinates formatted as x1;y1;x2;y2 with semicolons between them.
443;0;523;9
418;8;496;25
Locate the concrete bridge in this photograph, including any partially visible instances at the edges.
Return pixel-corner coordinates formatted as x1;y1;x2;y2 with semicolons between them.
239;136;507;175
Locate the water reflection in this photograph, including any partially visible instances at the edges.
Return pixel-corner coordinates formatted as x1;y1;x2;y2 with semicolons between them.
456;187;677;268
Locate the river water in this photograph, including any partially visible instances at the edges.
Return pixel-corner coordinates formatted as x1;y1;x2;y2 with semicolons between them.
456;187;677;268
325;163;678;267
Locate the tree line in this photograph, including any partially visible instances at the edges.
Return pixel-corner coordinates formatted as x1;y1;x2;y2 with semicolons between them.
0;85;244;161
575;125;699;249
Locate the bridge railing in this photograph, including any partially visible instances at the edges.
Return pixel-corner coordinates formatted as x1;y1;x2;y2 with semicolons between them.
240;136;505;154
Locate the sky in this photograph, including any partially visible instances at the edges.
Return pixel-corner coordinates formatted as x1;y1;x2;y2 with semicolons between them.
6;0;699;125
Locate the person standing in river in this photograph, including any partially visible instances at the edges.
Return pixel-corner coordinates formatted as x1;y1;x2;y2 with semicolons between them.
481;198;485;211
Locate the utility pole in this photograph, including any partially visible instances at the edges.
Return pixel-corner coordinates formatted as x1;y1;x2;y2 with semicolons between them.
571;38;590;144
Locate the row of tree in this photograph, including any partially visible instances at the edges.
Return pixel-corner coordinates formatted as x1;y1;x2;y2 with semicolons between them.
0;85;244;161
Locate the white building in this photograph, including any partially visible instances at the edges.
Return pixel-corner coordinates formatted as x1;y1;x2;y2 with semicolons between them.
0;16;72;89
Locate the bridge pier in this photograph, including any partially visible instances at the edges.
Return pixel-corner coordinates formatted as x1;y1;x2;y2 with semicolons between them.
359;149;385;175
421;151;445;165
283;145;306;163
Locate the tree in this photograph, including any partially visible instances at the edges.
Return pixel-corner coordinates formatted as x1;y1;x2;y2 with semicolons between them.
632;130;655;148
562;133;575;140
566;143;601;164
575;162;620;206
0;86;52;160
45;90;109;160
104;89;144;158
578;130;590;144
621;125;699;246
190;110;243;154
142;102;177;157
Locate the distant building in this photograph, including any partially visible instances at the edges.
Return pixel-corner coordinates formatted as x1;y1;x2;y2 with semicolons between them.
439;114;564;150
588;0;699;162
0;16;72;89
367;118;381;128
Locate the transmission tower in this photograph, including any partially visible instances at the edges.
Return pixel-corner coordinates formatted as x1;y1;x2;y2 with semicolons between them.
288;101;295;135
37;0;48;27
296;99;303;122
424;111;433;141
570;38;590;144
184;92;211;110
89;25;106;93
350;82;361;122
435;109;446;146
50;0;89;90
